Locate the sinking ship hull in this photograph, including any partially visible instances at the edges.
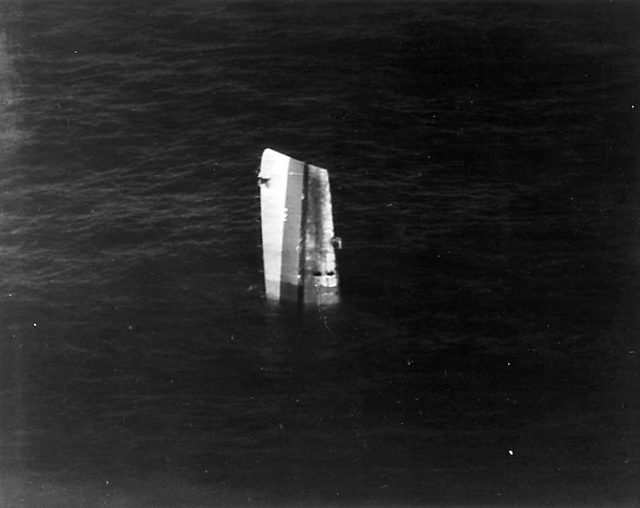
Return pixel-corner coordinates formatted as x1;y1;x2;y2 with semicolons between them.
259;148;339;306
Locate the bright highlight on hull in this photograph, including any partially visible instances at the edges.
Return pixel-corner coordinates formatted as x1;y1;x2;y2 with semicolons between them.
259;148;340;306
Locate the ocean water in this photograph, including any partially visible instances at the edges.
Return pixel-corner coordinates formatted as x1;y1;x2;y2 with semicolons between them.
0;0;638;506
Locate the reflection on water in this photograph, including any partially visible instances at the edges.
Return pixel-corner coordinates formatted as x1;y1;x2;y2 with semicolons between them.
0;30;18;150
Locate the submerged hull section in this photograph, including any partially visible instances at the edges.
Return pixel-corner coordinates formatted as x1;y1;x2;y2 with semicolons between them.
259;148;339;305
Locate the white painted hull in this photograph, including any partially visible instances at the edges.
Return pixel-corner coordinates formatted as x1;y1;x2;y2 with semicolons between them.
259;148;339;305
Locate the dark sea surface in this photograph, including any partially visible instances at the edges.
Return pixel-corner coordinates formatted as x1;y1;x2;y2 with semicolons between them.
0;0;639;506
